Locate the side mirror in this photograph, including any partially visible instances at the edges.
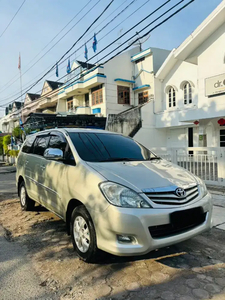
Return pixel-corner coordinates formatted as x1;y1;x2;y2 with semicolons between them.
44;148;64;161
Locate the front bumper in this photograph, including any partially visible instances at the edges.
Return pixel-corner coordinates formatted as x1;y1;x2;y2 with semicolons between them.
94;193;213;256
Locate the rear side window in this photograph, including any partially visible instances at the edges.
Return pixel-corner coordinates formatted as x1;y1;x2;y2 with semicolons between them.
33;136;50;156
21;135;36;153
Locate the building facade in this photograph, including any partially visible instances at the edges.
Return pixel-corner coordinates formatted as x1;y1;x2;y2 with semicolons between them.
56;46;170;118
0;102;23;133
153;0;225;149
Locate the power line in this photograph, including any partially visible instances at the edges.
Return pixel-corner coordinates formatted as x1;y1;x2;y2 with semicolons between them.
27;0;115;91
46;0;196;100
103;0;195;64
0;0;114;103
0;0;99;94
1;0;194;108
0;0;162;104
0;0;132;102
0;0;26;38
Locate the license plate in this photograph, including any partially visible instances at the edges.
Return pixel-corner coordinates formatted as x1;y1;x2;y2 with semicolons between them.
170;207;204;227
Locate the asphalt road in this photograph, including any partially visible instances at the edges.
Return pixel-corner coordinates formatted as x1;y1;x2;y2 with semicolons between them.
0;226;57;300
0;172;17;200
0;172;56;300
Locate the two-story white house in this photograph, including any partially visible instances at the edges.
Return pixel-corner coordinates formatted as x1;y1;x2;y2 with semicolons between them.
57;46;170;118
153;0;225;149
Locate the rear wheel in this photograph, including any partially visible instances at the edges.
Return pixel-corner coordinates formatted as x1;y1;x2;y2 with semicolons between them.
70;206;98;263
19;181;35;211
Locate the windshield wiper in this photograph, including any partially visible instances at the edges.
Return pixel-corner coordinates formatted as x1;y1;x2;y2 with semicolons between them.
149;156;161;160
99;157;136;162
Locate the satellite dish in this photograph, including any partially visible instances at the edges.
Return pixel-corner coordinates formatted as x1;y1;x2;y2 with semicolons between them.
128;32;151;51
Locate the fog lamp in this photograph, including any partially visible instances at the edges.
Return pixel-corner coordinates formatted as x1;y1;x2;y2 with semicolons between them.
117;235;135;243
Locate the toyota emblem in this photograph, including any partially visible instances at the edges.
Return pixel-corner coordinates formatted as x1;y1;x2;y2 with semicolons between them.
175;187;186;198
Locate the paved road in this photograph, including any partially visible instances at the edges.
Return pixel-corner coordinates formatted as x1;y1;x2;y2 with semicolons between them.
0;171;56;300
0;226;56;300
1;171;225;299
0;171;17;200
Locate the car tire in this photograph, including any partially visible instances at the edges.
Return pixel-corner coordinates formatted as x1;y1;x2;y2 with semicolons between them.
70;205;98;263
19;181;35;211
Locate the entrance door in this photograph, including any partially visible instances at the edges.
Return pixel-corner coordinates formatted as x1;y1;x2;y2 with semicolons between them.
220;129;225;147
85;93;89;107
188;128;193;155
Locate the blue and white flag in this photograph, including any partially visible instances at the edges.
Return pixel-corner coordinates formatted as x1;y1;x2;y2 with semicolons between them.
67;58;71;74
11;136;14;147
19;118;25;132
92;33;97;53
84;44;88;60
56;62;59;77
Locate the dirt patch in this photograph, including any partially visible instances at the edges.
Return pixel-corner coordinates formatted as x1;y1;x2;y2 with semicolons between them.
1;199;225;300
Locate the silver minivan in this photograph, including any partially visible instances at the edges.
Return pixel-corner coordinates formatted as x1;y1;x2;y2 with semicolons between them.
16;128;213;262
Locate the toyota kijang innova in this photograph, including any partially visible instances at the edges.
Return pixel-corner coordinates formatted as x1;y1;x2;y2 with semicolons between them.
16;129;213;262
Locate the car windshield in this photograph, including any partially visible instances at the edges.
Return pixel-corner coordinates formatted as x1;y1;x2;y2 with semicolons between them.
68;132;160;162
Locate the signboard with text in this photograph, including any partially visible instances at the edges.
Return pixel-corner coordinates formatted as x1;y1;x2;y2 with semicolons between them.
205;73;225;96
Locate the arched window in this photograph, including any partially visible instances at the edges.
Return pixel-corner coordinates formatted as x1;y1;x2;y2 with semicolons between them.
168;87;176;108
183;82;192;104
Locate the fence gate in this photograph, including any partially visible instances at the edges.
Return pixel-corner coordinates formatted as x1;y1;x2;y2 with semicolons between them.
153;147;225;187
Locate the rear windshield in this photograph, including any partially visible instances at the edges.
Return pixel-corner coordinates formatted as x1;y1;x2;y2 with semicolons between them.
68;132;158;162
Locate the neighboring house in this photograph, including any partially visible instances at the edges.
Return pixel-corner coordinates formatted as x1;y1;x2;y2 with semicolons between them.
153;0;225;149
57;46;170;119
0;102;23;133
22;80;63;122
39;80;64;114
22;93;41;122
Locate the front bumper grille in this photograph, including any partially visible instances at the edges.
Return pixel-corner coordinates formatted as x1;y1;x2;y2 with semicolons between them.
144;185;199;205
149;207;207;238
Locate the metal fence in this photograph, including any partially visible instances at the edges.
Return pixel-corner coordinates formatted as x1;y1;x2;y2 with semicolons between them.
152;147;225;186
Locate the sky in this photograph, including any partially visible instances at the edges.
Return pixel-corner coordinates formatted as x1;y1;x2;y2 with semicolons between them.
0;0;223;117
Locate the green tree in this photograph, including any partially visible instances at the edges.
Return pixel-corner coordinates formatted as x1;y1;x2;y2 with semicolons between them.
3;135;11;155
0;137;3;155
9;150;19;157
12;126;23;139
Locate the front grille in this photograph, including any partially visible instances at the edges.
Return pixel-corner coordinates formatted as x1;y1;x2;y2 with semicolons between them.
149;208;207;238
144;185;199;205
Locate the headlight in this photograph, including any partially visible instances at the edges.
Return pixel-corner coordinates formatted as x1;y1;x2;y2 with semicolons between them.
99;182;151;208
197;178;208;198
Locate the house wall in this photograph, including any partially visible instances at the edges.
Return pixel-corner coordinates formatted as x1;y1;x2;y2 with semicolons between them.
133;54;154;107
106;106;141;136
153;22;225;148
103;47;139;115
196;23;225;112
151;47;171;74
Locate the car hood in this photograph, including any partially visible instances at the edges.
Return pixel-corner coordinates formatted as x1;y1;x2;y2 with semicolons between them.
87;159;197;192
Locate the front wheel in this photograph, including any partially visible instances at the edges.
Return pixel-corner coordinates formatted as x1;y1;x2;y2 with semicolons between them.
19;181;35;211
70;206;98;263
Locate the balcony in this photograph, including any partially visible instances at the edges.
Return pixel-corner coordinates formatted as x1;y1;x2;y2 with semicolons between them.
58;66;106;99
38;95;57;110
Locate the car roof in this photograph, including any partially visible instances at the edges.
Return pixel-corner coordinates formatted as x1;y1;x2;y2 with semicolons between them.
30;128;119;137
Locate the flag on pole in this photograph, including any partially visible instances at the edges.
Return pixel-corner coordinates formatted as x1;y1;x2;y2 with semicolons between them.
18;53;21;70
11;136;14;147
92;33;97;53
84;43;88;60
67;58;71;74
56;62;59;77
19;118;25;132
